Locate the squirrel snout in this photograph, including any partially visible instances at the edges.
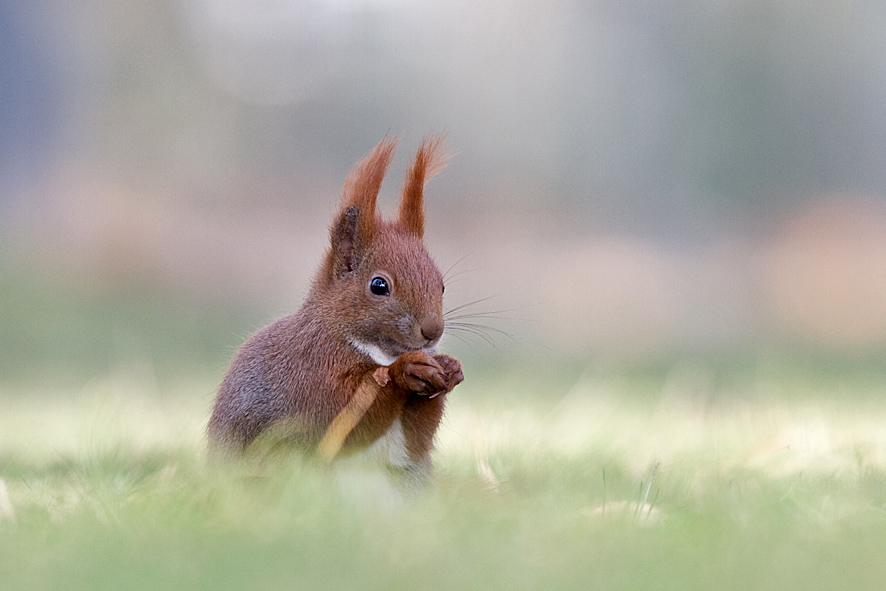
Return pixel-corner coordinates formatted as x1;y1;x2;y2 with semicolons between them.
420;318;444;344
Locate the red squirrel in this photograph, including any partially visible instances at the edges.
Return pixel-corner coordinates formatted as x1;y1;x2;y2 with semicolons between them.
207;136;464;480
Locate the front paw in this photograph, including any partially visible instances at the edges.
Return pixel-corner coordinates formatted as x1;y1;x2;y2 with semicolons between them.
388;350;448;395
433;354;464;392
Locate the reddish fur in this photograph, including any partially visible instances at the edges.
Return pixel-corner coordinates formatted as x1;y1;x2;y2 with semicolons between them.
207;137;463;476
398;135;448;237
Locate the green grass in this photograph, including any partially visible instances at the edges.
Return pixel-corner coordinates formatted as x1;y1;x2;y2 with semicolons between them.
3;362;886;591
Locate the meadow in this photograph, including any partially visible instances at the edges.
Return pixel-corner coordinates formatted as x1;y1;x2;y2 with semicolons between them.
3;355;886;590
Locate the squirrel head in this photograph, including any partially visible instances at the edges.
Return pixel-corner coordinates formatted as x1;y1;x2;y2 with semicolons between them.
317;136;450;365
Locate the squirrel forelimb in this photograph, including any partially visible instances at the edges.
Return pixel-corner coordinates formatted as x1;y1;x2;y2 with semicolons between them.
315;352;463;462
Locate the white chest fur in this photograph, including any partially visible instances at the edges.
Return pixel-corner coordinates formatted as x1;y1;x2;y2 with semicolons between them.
351;340;398;366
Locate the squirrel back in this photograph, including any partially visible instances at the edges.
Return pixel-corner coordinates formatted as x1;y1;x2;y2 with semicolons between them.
207;137;463;477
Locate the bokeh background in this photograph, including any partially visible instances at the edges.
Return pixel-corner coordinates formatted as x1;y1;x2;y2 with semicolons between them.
3;0;886;390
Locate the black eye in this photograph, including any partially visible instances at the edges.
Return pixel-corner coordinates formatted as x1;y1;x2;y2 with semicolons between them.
369;276;390;296
442;283;446;294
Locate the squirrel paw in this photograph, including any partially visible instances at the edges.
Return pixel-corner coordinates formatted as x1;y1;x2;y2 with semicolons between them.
388;350;459;396
433;354;464;393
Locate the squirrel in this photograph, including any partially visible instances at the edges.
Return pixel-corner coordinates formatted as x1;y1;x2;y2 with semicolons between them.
207;136;464;481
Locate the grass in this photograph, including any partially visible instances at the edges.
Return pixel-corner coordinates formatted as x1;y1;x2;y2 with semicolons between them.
3;359;886;591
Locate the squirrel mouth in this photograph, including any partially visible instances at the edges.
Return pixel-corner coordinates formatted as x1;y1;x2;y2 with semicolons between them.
352;331;441;366
350;337;422;366
381;338;415;357
374;336;436;356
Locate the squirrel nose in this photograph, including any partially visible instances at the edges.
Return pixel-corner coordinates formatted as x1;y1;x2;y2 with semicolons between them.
420;318;444;344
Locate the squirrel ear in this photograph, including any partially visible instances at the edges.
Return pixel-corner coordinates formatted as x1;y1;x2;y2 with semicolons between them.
398;135;448;238
330;205;361;277
329;138;397;277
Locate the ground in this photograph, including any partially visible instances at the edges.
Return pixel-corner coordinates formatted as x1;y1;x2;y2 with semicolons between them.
2;358;886;591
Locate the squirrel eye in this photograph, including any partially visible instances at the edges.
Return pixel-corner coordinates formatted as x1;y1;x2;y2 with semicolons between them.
442;283;446;294
369;276;390;296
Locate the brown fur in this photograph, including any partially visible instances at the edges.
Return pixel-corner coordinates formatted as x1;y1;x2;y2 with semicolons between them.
207;137;463;478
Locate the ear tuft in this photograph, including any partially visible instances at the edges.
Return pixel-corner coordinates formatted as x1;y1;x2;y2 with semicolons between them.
329;138;397;279
398;135;449;238
340;137;398;238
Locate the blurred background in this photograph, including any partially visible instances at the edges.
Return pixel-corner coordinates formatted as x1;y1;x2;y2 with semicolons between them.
2;0;886;391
